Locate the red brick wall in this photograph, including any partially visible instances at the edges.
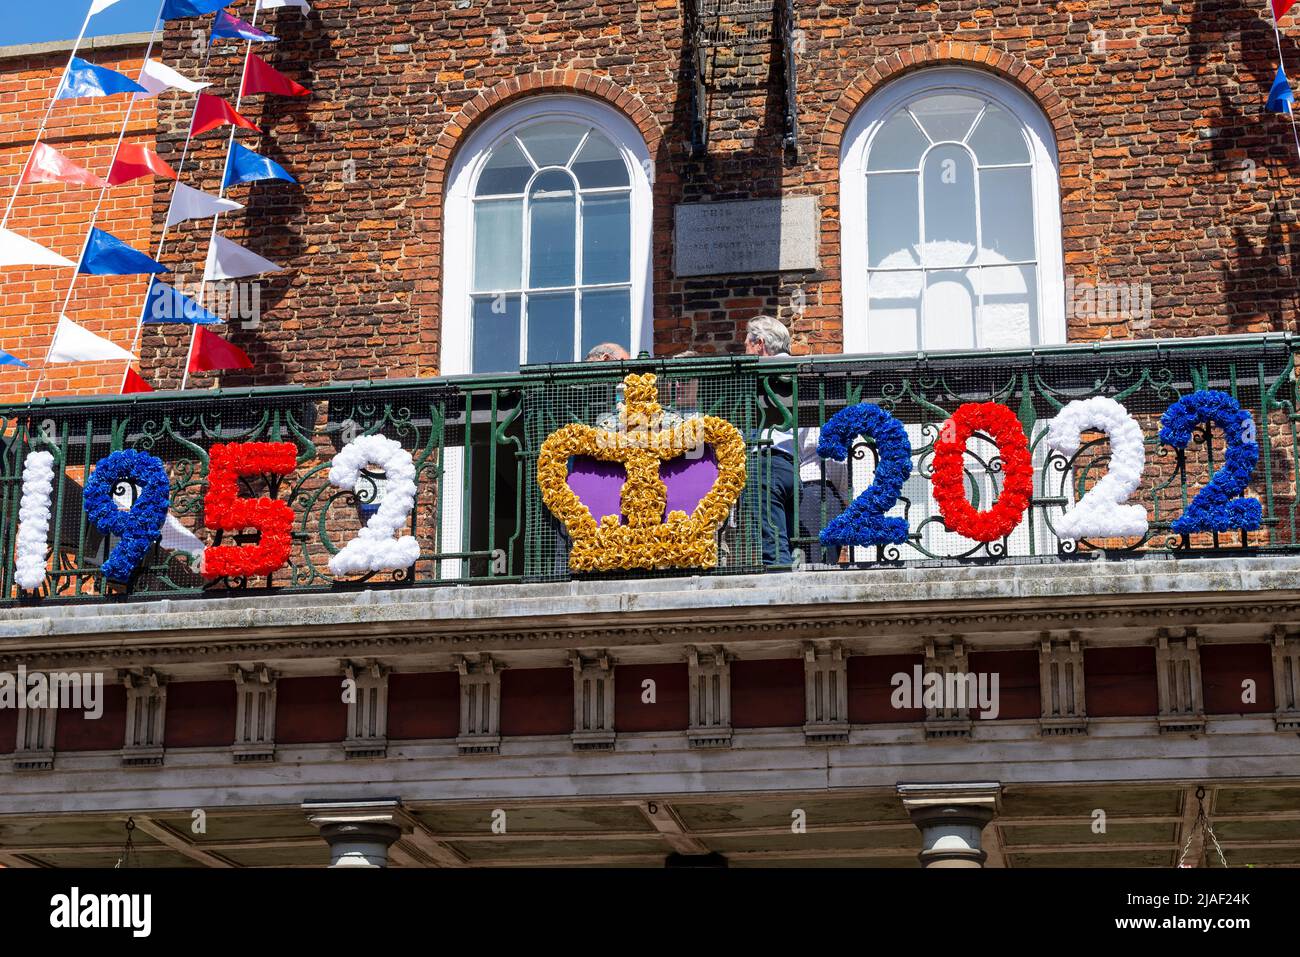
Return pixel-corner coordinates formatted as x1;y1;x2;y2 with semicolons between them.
0;38;155;401
135;0;1300;390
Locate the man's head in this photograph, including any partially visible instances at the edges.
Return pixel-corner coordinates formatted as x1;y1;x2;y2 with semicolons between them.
744;316;791;357
584;342;630;362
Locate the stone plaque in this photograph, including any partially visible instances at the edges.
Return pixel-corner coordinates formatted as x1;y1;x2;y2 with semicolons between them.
673;196;819;277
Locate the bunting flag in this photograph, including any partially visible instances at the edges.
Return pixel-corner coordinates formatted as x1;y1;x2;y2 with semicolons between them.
0;228;75;268
191;93;262;136
1267;66;1294;114
143;280;222;324
80;228;170;276
204;235;283;280
90;0;125;13
0;350;29;368
1275;0;1297;21
21;143;108;188
123;367;154;393
136;59;211;97
257;0;312;11
188;326;253;372
241;54;311;97
47;317;135;364
161;0;230;18
224;142;297;187
165;183;244;227
211;11;280;44
108;144;179;186
56;57;148;99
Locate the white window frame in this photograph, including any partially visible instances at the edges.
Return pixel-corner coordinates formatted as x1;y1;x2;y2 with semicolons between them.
839;67;1065;353
441;95;654;375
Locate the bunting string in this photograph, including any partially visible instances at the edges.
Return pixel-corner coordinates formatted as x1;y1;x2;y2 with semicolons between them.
28;1;171;402
1268;2;1300;163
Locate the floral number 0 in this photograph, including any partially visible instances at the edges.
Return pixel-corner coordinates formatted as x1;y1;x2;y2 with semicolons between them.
1045;397;1149;540
327;434;420;576
1159;390;1261;534
817;402;912;548
931;402;1034;542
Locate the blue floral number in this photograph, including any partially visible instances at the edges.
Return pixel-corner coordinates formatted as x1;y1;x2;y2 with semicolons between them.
83;449;171;585
1158;390;1261;534
818;403;913;548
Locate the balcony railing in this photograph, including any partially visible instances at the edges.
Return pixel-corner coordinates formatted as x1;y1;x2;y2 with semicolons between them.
1;333;1298;608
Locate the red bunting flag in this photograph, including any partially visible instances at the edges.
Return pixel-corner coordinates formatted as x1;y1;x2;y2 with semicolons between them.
241;54;311;97
21;142;107;188
188;327;253;373
122;367;154;393
107;144;178;186
190;93;262;137
1275;0;1297;20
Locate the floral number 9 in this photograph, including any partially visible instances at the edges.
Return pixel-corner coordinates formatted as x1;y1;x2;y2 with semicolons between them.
817;403;912;548
83;449;171;585
1159;390;1261;534
1045;397;1149;540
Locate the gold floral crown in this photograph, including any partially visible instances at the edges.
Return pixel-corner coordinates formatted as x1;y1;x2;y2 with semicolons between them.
537;373;747;572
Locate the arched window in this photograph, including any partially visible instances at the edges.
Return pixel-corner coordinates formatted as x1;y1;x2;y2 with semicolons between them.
840;68;1064;353
442;96;653;374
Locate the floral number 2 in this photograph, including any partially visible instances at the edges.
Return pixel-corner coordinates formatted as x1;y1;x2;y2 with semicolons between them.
817;402;913;548
1045;396;1149;540
1159;390;1261;535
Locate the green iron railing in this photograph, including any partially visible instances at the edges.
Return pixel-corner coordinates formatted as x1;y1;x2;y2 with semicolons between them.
0;333;1297;608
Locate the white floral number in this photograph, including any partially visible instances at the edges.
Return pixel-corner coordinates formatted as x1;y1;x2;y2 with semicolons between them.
328;434;420;576
1046;397;1149;540
14;450;55;591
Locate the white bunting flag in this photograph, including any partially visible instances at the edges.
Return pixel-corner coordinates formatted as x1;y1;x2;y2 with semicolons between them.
0;228;75;268
166;183;244;227
257;0;312;11
89;0;124;15
137;59;211;98
204;234;284;281
47;317;135;364
161;513;206;567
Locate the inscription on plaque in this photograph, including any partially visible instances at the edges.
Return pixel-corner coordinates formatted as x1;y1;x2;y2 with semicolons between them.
673;196;819;278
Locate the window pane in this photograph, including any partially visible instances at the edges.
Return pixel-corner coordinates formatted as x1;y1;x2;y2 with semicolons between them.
866;270;922;352
472;199;523;292
572;131;629;187
581;288;631;358
517;121;587;168
908;94;983;143
921;145;977;268
476;138;532;196
980;264;1037;347
922;268;978;350
979;166;1035;263
582;193;631;284
966;103;1030;165
526;291;577;364
866;172;919;268
472;294;521;373
528;170;576;288
867;110;930;171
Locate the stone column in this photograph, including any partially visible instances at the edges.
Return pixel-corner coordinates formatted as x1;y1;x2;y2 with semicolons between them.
303;799;405;868
897;782;1001;868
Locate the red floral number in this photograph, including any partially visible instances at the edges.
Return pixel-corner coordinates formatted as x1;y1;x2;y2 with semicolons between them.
202;442;297;579
931;403;1034;543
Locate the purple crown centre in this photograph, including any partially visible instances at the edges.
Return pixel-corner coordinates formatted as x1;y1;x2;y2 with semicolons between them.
566;448;720;525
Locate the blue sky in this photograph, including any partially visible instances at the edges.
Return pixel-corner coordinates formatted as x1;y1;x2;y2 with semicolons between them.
1;0;162;46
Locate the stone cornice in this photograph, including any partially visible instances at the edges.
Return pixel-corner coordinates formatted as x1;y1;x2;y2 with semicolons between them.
3;555;1300;669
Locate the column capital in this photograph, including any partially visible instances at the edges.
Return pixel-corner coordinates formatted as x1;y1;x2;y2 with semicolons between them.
897;782;1002;868
303;798;407;868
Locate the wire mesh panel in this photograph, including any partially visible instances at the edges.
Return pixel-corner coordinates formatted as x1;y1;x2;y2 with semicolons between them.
0;337;1297;609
